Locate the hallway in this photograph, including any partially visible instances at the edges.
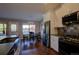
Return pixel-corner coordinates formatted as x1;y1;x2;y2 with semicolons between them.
20;40;58;55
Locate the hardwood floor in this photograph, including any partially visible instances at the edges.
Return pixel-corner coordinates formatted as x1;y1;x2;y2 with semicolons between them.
20;40;58;55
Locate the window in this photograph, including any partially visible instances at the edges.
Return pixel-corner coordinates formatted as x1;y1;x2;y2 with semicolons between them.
11;24;16;32
22;24;35;35
0;24;7;35
29;25;35;33
22;25;29;34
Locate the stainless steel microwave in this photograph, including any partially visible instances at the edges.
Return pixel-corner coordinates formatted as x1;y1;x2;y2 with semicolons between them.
62;11;79;25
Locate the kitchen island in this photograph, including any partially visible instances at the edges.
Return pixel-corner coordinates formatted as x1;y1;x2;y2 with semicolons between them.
0;35;19;55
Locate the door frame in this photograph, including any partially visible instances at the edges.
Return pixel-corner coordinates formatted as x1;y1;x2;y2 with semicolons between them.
44;21;51;48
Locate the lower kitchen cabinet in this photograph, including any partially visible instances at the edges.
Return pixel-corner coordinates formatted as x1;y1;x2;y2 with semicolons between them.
51;36;59;52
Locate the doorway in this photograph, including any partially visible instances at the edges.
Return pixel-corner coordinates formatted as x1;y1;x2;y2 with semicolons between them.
43;21;50;48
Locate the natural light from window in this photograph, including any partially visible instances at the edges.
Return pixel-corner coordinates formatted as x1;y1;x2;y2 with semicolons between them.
11;24;17;32
0;24;7;35
22;24;35;35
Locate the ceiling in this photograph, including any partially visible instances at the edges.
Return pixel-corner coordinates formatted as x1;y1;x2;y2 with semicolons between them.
0;3;62;21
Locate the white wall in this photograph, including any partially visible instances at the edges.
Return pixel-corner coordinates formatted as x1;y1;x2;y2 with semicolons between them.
43;10;58;35
43;11;51;22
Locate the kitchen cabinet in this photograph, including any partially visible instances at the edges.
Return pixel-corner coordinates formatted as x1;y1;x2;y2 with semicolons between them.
50;36;59;52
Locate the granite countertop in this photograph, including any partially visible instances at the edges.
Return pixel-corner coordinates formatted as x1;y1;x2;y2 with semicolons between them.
0;35;18;41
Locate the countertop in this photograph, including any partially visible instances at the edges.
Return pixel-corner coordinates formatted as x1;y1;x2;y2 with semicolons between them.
0;35;18;41
0;35;18;55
